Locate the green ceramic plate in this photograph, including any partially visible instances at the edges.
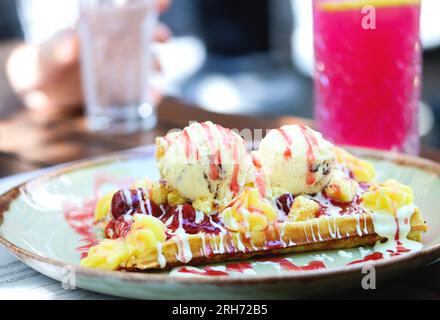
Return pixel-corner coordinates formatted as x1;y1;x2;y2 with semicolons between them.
0;146;439;299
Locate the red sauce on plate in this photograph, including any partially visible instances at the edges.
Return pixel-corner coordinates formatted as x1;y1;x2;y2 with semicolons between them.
265;257;326;271
347;252;384;265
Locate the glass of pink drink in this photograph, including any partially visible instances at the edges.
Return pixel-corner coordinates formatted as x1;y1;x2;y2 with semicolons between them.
313;0;422;154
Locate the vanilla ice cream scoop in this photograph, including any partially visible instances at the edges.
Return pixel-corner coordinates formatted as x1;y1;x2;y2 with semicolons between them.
156;122;251;207
254;124;335;195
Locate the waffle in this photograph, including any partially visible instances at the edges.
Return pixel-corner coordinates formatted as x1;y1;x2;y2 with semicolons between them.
124;209;426;270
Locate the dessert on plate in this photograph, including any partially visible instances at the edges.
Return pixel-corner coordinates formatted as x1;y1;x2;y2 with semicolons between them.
80;122;427;271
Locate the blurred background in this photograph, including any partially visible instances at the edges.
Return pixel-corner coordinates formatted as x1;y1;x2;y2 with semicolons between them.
0;0;439;146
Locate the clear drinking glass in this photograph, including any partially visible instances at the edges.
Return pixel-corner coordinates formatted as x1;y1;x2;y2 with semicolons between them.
78;0;158;134
313;0;422;154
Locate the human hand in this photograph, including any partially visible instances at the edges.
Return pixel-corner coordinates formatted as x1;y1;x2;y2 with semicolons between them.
6;0;171;118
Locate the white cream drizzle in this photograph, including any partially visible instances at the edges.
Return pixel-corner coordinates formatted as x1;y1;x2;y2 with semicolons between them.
316;220;323;242
177;206;183;229
326;216;336;239
158;206;167;219
156;242;166;268
164;214;174;226
136;189;148;216
123;209;133;222
234;233;246;253
311;253;335;263
338;250;353;259
336;226;341;239
195;210;204;224
309;220;317;242
359;246;372;258
167;205;194;263
174;228;193;263
208;216;227;234
122;189;133;209
303;223;310;243
362;214;369;234
200;233;207;256
280;224;294;246
217;233;225;254
372;205;422;255
209;234;218;253
313;192;342;216
249;237;258;251
355;214;363;237
333;217;341;239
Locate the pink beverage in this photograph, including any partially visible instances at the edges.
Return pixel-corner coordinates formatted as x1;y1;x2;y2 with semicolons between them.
313;0;422;154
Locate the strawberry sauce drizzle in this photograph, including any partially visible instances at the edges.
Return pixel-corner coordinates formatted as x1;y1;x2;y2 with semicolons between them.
178;259;290;276
175;257;326;277
64;175;134;258
252;154;267;198
299;125;318;185
201;122;221;180
176;258;325;277
277;128;293;160
182;129;193;159
63;200;98;259
215;124;241;195
347;252;384;265
226;262;253;272
283;148;292;159
386;214;410;256
229;138;240;195
178;267;229;276
394;215;400;241
265;257;326;271
389;245;411;257
179;261;254;276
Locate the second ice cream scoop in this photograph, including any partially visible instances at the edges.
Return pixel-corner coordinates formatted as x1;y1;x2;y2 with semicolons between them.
253;124;336;195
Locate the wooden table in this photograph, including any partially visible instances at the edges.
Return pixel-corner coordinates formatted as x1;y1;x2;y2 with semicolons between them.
0;97;317;177
0;96;439;299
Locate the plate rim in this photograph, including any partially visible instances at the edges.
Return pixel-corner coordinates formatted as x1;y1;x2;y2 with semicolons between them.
0;145;439;285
